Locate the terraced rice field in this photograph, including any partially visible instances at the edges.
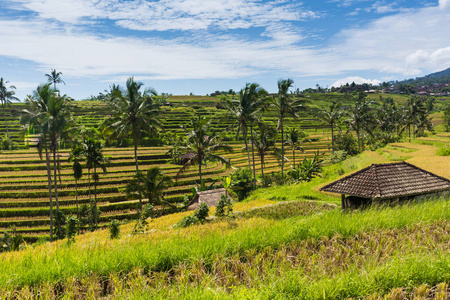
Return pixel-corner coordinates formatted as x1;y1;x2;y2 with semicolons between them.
0;97;331;241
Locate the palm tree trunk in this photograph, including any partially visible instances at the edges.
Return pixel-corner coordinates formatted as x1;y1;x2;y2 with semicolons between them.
94;167;98;227
292;147;295;167
52;148;62;238
43;138;54;242
250;125;257;189
198;156;202;183
134;135;143;209
88;168;92;230
243;128;252;181
357;126;360;153
260;155;264;180
2;102;11;146
75;178;79;219
280;119;285;180
331;122;335;153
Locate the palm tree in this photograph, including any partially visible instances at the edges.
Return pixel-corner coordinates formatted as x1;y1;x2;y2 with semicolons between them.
45;69;65;91
83;139;108;229
346;92;374;152
104;77;162;209
47;92;73;238
127;167;172;207
0;78;19;146
319;100;344;153
68;145;83;218
405;96;426;141
270;79;302;179
224;83;267;188
285;128;309;167
20;84;58;240
177;115;232;183
251;123;279;180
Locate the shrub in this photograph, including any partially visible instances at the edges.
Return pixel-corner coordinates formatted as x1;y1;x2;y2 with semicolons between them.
66;215;79;242
0;226;23;252
230;168;253;201
215;194;233;218
323;150;348;165
132;204;154;235
176;203;209;228
288;151;323;183
194;203;209;223
437;145;450;156
109;219;120;239
334;133;359;156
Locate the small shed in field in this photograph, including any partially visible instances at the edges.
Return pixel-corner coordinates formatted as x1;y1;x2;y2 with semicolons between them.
178;152;196;165
320;161;450;209
187;188;226;211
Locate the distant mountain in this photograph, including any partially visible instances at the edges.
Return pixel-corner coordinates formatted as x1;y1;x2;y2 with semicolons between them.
397;67;450;86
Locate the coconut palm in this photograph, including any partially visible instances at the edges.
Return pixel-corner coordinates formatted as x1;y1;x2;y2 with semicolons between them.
251;123;279;180
104;77;162;209
127;167;172;207
224;83;267;188
346;92;374;152
45;69;65;91
0;78;19;146
83;138;108;229
20;84;59;240
319;100;344;153
68;145;83;218
270;79;303;179
177;115;232;183
285;128;309;167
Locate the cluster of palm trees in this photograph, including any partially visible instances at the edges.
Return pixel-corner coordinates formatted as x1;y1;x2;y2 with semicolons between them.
319;92;434;154
223;79;304;185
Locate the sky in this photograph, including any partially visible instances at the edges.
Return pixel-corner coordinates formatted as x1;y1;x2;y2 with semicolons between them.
1;0;449;100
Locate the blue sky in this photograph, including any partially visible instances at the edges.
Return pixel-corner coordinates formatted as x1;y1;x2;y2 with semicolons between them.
1;0;449;100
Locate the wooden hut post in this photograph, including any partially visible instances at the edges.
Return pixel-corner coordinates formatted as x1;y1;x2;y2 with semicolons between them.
341;194;346;210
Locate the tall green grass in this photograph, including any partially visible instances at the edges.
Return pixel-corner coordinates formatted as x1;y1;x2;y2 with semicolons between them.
3;197;450;294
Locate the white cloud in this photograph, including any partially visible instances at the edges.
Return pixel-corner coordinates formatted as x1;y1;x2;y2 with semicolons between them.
12;0;318;31
332;76;381;87
440;0;450;8
332;3;450;76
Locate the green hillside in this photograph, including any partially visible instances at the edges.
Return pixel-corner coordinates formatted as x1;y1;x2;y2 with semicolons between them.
2;139;450;298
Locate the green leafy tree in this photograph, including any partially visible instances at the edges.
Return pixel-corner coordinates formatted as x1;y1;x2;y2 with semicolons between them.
177;115;232;183
0;78;18;146
104;77;162;209
443;105;450;132
270;79;303;179
224;83;267;188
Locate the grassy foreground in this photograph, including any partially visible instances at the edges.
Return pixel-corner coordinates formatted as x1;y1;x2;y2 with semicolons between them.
3;141;450;299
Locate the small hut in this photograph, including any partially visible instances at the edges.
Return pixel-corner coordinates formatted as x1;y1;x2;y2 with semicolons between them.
320;161;450;209
178;152;196;165
187;188;226;211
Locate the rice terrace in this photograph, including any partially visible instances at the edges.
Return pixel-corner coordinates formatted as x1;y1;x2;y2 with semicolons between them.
1;66;450;299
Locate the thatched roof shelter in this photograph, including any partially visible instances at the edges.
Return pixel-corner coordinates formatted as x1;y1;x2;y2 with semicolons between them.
187;188;226;211
178;152;196;165
320;161;450;209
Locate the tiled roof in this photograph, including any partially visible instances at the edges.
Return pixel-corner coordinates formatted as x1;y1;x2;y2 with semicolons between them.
187;188;226;210
320;161;450;199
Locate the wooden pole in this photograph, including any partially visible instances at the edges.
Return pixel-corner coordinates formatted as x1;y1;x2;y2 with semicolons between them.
341;194;346;210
